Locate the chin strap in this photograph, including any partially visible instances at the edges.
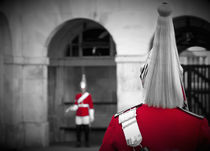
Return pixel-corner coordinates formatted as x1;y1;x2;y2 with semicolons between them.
119;107;142;147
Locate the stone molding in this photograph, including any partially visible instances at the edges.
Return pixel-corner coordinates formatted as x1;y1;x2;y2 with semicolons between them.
49;57;116;66
3;55;148;65
4;56;49;65
115;54;147;63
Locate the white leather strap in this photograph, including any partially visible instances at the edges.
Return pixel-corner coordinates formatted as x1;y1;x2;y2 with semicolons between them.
119;108;136;123
119;108;142;147
77;92;89;104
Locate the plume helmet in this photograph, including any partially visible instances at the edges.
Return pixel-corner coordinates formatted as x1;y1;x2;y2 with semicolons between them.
80;74;87;89
141;2;188;108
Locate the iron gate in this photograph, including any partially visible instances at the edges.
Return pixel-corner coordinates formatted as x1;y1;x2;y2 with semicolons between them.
182;65;210;121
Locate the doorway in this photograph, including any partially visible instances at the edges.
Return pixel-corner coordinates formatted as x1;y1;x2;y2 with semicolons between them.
47;19;117;144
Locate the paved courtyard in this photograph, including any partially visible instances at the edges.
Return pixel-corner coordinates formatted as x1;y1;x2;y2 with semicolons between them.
22;146;100;151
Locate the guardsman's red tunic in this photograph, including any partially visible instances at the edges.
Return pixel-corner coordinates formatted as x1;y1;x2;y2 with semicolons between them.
100;104;210;151
75;92;94;117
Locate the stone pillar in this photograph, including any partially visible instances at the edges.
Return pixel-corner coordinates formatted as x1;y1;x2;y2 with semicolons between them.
115;55;146;112
0;55;5;147
206;51;210;64
3;56;49;148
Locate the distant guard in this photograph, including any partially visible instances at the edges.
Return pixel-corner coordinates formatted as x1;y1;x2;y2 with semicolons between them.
65;74;94;147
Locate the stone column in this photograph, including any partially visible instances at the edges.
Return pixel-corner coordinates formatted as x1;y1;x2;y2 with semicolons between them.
115;55;146;112
0;55;5;147
206;51;210;64
3;56;49;148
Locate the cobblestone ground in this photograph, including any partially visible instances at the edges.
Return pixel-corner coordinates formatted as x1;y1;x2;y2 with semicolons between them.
22;142;100;151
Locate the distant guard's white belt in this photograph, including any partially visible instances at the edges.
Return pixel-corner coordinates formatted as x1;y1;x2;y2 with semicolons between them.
119;108;142;147
78;104;89;108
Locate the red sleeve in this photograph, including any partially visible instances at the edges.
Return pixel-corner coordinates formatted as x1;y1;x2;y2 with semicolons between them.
88;94;94;109
198;118;210;150
99;116;117;151
74;94;78;105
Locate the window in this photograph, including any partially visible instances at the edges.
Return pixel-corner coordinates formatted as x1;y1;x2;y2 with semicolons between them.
65;28;115;57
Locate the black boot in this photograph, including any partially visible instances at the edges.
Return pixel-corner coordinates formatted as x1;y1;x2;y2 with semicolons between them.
84;125;90;147
76;125;82;147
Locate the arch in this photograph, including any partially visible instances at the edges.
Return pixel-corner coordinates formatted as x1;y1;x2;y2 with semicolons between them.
47;18;117;58
0;12;12;56
173;16;210;54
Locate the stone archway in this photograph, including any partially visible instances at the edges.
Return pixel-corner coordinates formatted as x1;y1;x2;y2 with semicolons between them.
0;12;13;147
47;18;117;144
173;16;210;121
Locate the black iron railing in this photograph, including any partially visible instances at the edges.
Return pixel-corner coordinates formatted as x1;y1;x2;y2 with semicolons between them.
182;65;210;121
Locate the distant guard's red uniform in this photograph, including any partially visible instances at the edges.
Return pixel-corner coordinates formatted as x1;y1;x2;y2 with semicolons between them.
99;104;210;151
75;92;94;117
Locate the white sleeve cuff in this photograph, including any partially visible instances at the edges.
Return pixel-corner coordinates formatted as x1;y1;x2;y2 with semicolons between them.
65;105;78;113
70;105;78;111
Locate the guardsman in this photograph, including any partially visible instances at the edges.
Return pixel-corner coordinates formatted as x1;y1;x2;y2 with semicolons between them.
65;74;94;147
99;2;210;151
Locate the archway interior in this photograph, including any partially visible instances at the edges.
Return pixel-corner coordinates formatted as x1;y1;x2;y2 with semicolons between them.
48;19;117;143
173;16;210;54
48;19;116;58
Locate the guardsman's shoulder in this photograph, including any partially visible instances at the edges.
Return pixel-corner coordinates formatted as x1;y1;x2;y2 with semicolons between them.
177;107;204;119
114;103;143;118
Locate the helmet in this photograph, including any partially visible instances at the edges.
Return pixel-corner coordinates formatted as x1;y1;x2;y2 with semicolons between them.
80;74;87;89
142;2;187;109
